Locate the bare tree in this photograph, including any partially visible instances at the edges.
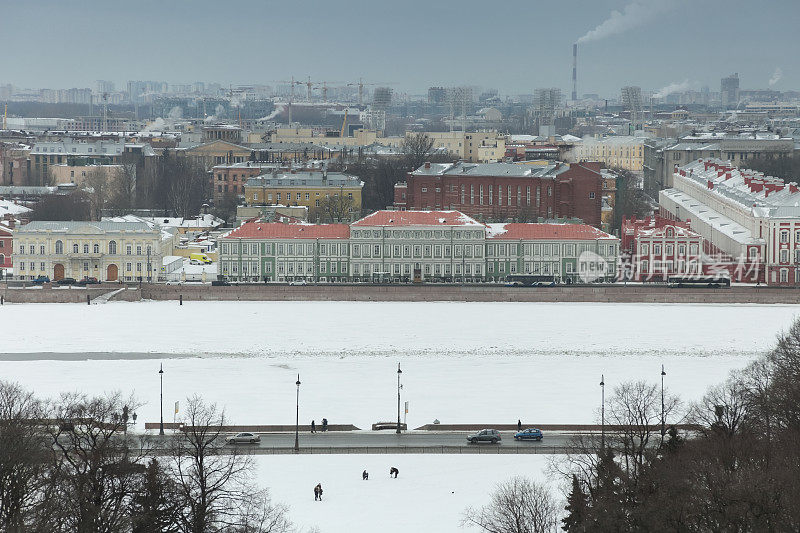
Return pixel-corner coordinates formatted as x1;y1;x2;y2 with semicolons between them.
462;477;559;533
231;489;291;533
316;190;356;222
47;391;146;533
170;396;252;533
0;381;50;532
401;132;436;171
85;167;112;220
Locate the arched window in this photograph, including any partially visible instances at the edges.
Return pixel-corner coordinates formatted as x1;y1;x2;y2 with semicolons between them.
55;240;63;254
93;244;100;254
73;244;79;253
109;241;117;255
83;244;89;254
146;245;152;255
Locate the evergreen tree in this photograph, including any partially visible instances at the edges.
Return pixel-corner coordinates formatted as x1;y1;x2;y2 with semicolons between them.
131;458;179;533
562;474;589;532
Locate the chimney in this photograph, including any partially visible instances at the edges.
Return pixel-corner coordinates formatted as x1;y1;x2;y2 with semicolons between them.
572;43;578;101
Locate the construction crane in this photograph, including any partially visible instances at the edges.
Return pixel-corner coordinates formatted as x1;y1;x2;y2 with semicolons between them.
347;78;379;106
269;77;304;124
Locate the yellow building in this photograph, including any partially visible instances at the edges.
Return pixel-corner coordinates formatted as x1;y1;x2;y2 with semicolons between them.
49;163;124;187
424;131;507;163
181;140;253;170
573;136;644;172
271;127;402;149
244;171;363;213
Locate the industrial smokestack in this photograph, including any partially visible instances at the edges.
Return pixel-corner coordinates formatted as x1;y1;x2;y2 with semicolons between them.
572;43;577;101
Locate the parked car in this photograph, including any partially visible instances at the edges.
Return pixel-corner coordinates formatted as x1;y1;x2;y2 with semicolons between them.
56;277;77;285
514;428;544;441
226;432;261;445
466;429;501;444
76;277;100;286
31;276;50;284
288;279;307;286
211;277;230;286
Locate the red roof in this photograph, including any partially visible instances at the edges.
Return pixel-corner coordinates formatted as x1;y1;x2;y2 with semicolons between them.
352;210;482;227
487;223;614;240
225;221;350;240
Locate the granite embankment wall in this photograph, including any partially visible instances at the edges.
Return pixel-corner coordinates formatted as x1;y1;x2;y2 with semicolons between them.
3;283;800;304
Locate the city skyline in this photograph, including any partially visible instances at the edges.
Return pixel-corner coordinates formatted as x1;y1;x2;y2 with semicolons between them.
0;0;797;98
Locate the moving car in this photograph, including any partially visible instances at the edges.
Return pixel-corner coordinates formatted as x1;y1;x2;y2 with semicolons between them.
31;276;50;284
56;277;77;285
466;429;501;444
288;279;307;286
514;428;544;441
76;277;99;286
226;432;261;444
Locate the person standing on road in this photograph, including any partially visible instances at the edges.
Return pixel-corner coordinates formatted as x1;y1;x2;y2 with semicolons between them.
322;418;328;432
311;420;316;433
517;420;522;432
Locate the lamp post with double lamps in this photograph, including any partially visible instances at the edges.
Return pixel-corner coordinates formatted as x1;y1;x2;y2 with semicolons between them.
396;363;403;435
294;374;301;452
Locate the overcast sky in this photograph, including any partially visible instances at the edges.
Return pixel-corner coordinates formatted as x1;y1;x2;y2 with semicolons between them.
0;0;797;98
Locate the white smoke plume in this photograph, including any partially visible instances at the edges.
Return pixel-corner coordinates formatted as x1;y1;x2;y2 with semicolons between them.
143;117;167;132
654;79;691;98
578;0;674;44
769;67;783;86
167;106;183;120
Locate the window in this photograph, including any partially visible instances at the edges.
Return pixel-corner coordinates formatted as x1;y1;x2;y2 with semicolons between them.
654;244;662;255
93;244;100;254
126;263;132;272
780;249;789;263
126;245;132;255
55;240;63;254
39;245;45;255
781;269;789;282
589;192;595;199
83;244;89;254
781;231;789;243
29;245;35;254
136;246;142;255
109;241;116;254
83;261;89;272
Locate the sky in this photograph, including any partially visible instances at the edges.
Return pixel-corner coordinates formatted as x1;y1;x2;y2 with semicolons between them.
0;0;798;98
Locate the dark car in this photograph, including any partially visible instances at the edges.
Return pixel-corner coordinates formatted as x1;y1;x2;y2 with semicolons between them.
56;277;77;285
211;279;230;286
76;277;100;286
514;428;544;441
467;429;501;444
31;276;51;284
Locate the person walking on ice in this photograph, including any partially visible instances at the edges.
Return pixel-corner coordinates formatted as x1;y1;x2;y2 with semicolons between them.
362;470;369;480
389;467;399;478
314;483;323;501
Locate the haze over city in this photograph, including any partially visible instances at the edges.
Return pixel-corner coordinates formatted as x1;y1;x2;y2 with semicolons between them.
1;0;798;96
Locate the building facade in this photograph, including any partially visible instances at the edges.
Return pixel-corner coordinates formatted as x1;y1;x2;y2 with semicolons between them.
244;171;363;214
0;223;12;274
658;159;800;285
217;210;619;283
571;136;645;172
12;221;167;282
620;216;703;281
394;161;603;227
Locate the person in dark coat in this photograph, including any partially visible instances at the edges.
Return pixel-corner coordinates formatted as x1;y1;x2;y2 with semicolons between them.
311;420;316;433
518;420;522;432
314;483;323;501
322;418;328;432
362;470;369;480
389;467;399;478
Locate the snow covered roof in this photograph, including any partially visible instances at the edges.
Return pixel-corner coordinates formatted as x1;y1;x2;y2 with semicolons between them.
352;210;483;227
485;223;616;241
0;199;32;215
411;161;566;178
16;220;157;234
223;221;350;240
676;158;800;218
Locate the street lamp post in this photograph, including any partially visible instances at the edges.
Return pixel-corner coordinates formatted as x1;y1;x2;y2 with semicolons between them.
159;364;164;436
600;374;605;449
294;374;301;452
661;365;667;438
396;363;403;435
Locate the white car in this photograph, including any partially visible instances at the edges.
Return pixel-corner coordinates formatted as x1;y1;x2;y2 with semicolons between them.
288;279;307;286
226;432;261;444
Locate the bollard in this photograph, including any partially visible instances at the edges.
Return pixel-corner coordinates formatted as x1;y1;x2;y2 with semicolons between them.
179;294;183;305
87;294;90;305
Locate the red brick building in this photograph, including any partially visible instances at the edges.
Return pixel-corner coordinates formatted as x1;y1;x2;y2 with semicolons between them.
394;161;603;227
0;222;13;274
620;216;703;281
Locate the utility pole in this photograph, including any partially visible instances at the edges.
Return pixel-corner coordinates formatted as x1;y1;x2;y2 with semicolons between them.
661;365;666;438
600;374;605;449
159;363;164;435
